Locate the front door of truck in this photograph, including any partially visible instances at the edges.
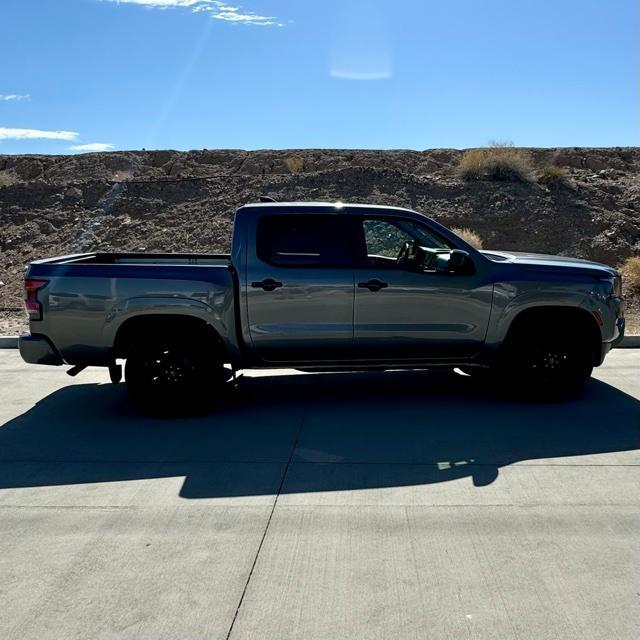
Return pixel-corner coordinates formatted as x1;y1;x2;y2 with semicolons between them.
352;216;493;360
246;213;355;362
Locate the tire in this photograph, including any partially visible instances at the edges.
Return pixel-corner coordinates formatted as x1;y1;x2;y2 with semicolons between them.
125;339;224;415
502;331;593;400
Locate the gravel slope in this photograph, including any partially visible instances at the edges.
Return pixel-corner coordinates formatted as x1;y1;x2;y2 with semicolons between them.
1;147;638;334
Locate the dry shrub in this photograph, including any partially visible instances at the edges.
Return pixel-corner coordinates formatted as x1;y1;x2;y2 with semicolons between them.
458;143;533;182
540;165;568;182
451;227;483;249
619;256;640;292
0;171;16;187
284;156;304;174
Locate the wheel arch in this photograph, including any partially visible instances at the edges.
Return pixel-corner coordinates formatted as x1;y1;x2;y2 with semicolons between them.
113;313;229;362
503;305;602;365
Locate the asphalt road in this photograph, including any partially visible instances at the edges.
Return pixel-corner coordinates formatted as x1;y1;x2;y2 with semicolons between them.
0;350;638;640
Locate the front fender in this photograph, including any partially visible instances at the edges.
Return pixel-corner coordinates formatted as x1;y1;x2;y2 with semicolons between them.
484;281;598;350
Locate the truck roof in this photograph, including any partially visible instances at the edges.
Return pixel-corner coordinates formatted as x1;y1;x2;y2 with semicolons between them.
239;201;422;216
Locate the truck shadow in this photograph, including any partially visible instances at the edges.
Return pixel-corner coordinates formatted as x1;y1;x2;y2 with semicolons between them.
0;370;638;499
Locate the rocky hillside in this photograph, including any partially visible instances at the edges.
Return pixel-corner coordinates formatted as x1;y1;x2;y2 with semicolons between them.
1;147;638;334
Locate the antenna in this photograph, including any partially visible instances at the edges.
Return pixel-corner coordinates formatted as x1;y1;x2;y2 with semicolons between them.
259;196;276;203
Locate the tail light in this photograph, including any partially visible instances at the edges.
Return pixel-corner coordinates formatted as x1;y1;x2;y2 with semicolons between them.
24;279;48;321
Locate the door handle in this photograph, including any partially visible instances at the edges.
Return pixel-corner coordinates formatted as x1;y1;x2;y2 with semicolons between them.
251;278;283;292
358;279;388;292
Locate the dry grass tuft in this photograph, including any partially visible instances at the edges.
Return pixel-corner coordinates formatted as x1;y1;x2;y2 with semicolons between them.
540;165;569;182
284;156;304;174
0;171;16;187
451;227;483;249
619;256;640;292
458;143;533;182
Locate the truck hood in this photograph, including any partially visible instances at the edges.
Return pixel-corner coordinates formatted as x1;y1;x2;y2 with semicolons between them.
479;250;618;278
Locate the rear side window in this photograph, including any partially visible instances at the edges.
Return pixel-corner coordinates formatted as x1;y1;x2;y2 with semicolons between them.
257;215;353;267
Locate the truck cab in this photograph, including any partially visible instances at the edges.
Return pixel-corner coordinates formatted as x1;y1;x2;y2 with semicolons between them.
238;203;493;364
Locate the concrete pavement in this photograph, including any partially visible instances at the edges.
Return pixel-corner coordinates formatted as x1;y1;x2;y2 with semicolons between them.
0;350;638;639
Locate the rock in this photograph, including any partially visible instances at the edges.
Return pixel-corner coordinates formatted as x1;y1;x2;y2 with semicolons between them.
36;220;56;234
584;157;608;171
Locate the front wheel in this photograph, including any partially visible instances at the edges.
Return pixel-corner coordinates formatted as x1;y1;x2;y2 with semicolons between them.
503;335;593;400
125;341;224;414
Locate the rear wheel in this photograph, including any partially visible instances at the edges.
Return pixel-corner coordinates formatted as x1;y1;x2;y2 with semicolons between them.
125;340;224;414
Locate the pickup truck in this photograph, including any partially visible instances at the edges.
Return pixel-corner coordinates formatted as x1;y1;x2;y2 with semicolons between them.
20;201;625;408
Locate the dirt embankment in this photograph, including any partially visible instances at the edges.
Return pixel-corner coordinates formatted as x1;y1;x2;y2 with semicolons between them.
1;147;638;334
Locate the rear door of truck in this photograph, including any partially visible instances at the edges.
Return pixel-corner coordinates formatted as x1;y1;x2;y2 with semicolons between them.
245;213;355;362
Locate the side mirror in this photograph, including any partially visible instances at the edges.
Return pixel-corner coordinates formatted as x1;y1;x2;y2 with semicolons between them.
448;249;473;274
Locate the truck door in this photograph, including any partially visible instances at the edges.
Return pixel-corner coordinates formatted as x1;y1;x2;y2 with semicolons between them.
245;213;356;362
352;216;493;360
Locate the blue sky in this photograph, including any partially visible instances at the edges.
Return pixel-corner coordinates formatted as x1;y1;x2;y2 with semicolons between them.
1;0;637;153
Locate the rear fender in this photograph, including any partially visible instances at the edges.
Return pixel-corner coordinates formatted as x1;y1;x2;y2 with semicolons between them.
104;297;242;366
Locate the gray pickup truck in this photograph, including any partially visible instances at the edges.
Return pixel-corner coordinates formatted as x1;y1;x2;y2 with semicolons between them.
20;201;625;408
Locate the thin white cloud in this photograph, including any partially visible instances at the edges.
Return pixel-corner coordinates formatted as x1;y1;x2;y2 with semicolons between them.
103;0;282;26
0;127;78;141
206;2;280;26
0;94;31;102
106;0;201;5
69;142;115;152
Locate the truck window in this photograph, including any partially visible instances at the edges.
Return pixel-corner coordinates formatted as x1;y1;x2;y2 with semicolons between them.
256;214;353;267
363;220;415;259
359;217;453;268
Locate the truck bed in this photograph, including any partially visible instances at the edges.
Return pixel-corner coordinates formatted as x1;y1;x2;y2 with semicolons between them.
31;252;231;267
24;251;237;367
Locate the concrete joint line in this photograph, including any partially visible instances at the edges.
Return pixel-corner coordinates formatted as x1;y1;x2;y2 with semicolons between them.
224;406;308;640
